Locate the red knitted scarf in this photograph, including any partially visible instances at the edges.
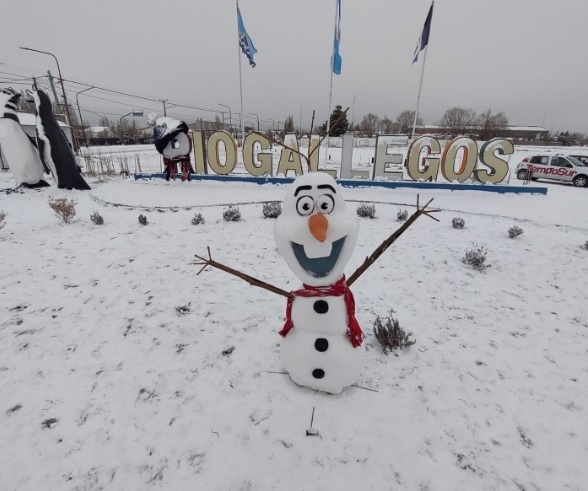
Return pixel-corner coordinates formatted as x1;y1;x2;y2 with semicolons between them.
279;276;364;348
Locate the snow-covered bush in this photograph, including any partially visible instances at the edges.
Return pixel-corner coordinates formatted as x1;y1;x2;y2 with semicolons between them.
508;226;524;239
48;197;77;224
581;241;588;251
90;211;104;225
0;210;6;231
262;202;282;219
138;214;148;225
452;217;465;229
192;213;205;225
223;205;241;222
373;313;415;353
357;203;376;219
397;209;408;222
462;244;490;271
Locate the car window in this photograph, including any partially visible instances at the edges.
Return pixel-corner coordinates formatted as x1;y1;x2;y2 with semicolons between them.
540;156;549;165
551;157;568;167
529;156;544;164
568;156;587;167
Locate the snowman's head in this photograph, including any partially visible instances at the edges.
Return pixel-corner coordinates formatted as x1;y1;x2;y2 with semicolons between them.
274;172;359;286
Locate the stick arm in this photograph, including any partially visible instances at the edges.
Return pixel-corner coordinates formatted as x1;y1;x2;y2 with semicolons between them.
346;195;440;287
195;247;294;299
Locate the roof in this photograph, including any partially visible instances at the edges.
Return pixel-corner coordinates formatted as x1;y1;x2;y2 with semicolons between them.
16;112;69;128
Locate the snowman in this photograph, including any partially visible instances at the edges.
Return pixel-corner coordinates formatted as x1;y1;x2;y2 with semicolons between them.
147;113;194;181
196;171;438;394
273;172;364;394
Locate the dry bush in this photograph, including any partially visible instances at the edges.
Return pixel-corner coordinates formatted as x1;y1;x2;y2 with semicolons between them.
508;226;524;239
452;217;465;229
138;214;148;225
0;210;6;231
581;241;588;251
192;213;205;225
48;197;77;224
223;205;241;222
373;313;415;353
462;244;490;271
397;209;408;222
357;203;376;219
262;202;282;219
90;211;104;225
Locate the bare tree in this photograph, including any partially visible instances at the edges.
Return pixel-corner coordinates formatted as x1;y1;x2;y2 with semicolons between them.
476;109;509;140
360;113;380;137
396;110;422;134
379;116;398;134
439;107;477;137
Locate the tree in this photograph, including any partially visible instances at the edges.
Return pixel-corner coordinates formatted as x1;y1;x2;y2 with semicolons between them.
379;116;398;134
360;113;380;137
284;115;295;133
439;107;477;137
321;105;349;136
477;109;508;140
213;115;223;130
396;110;422;134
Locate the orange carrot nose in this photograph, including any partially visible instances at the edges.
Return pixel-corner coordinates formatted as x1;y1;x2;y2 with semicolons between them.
309;213;328;242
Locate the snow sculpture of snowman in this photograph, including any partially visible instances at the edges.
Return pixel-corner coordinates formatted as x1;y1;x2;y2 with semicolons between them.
195;171;438;395
274;172;364;394
148;113;193;181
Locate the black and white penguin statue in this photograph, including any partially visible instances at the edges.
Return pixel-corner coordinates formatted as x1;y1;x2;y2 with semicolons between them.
0;87;49;188
33;89;90;190
147;113;193;181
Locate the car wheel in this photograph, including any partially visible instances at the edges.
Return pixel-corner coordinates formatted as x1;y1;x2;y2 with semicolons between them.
516;169;528;180
573;175;588;187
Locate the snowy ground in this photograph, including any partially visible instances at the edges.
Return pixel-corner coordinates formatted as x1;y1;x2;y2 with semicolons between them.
1;147;588;491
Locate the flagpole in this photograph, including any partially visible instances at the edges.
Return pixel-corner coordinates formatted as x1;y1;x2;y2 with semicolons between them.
411;0;435;139
237;0;245;148
325;0;339;162
411;42;429;140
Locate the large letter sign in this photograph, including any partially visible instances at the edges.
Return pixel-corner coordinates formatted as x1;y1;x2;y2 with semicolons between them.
406;136;441;182
441;137;478;183
475;138;514;184
207;131;237;175
243;132;273;176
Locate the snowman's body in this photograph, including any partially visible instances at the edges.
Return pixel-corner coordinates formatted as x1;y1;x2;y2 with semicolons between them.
281;295;364;394
274;172;364;394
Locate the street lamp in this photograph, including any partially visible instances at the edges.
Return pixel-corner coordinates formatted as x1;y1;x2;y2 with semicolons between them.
119;110;144;146
218;104;232;134
20;46;78;152
248;113;260;131
75;86;94;151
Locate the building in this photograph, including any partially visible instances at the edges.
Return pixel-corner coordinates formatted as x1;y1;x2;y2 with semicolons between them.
414;124;549;141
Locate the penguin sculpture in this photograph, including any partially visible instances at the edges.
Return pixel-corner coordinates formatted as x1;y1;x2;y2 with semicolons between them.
33;89;90;190
0;88;49;188
148;113;193;182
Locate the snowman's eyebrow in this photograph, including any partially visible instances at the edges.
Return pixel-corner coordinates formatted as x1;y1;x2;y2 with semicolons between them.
317;184;336;194
294;185;312;196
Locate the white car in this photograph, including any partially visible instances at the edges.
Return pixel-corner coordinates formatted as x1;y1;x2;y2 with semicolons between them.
515;154;588;187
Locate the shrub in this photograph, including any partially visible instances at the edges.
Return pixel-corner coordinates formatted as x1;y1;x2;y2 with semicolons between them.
508;226;523;239
138;214;148;225
397;209;408;222
262;202;282;219
452;217;465;229
581;241;588;251
373;313;415;353
462;244;490;271
90;211;104;225
48;197;77;224
0;210;5;231
223;205;241;222
192;213;205;225
356;203;376;219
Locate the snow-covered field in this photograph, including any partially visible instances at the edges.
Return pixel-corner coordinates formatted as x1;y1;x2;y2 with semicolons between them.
1;146;588;491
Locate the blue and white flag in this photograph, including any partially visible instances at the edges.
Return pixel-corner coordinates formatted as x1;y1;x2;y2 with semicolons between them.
237;6;257;68
413;2;434;64
331;0;342;74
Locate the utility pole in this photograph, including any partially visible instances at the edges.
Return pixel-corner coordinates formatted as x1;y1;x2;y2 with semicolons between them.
160;99;168;116
47;71;61;108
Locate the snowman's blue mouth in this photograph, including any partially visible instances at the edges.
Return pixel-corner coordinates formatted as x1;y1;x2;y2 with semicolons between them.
291;236;346;278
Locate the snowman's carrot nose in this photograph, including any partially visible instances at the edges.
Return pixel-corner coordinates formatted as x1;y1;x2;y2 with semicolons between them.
309;213;328;242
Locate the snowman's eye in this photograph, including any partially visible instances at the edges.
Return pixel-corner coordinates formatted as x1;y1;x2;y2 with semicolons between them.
296;196;314;216
316;194;334;214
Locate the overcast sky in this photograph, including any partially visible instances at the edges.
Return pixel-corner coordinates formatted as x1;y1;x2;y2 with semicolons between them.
1;0;587;133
